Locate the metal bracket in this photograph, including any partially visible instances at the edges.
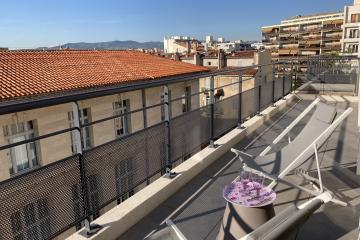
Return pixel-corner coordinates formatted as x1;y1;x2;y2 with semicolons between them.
85;219;102;236
163;167;177;179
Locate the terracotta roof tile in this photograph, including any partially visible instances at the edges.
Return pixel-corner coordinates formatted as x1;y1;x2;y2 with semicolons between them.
0;50;208;101
226;51;255;58
207;67;257;76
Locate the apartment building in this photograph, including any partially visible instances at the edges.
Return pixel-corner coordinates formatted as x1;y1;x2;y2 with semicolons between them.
262;0;360;60
163;36;200;54
0;50;209;238
173;50;273;108
341;0;360;56
262;11;344;60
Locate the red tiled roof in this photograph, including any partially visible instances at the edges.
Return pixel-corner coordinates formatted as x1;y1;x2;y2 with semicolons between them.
226;51;255;59
0;50;208;100
207;67;257;76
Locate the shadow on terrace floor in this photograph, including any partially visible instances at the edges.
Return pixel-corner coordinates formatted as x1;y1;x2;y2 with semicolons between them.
119;94;360;240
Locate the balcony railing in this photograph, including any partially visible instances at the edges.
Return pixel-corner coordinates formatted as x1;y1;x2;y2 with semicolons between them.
301;56;359;94
322;25;342;31
300;27;322;33
322;35;342;41
0;63;293;240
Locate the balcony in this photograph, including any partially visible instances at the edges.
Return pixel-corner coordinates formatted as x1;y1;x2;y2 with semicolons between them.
119;94;359;240
0;57;359;240
262;32;279;37
300;27;322;33
322;25;343;32
321;45;341;51
279;38;298;44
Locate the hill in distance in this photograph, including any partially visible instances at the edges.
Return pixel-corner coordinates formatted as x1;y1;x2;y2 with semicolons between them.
41;40;163;50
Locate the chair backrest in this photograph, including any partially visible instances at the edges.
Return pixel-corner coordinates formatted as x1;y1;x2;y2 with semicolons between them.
256;102;341;174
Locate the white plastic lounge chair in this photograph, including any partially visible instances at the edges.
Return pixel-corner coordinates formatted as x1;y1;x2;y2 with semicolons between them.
146;219;187;240
239;192;335;240
231;98;353;206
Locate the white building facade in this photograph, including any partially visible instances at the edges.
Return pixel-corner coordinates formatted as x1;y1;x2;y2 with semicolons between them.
341;0;360;56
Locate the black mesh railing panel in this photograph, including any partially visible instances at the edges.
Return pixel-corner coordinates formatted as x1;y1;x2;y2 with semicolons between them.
0;155;83;240
83;123;166;214
170;107;210;163
241;88;259;121
274;78;284;101
304;59;358;94
260;81;274;111
214;95;239;138
284;74;292;95
319;71;357;84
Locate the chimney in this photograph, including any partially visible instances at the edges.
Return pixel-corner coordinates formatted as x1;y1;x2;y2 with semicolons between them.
193;52;202;66
218;50;226;69
174;52;181;61
186;41;191;53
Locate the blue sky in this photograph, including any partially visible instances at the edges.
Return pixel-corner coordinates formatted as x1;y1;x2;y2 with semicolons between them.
0;0;353;49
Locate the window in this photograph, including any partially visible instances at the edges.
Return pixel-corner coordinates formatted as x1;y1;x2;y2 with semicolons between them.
351;14;360;23
3;121;39;175
115;159;134;204
113;99;131;137
182;86;191;113
68;108;92;153
349;29;359;38
214;88;225;100
206;95;211;106
10;199;51;240
348;44;359;53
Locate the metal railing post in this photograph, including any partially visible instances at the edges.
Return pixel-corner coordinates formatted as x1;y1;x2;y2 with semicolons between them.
282;63;286;98
142;89;150;185
209;76;215;148
291;60;294;93
272;64;276;104
163;85;175;178
258;85;262;115
238;71;243;128
355;59;360;97
356;61;360;175
72;102;101;235
258;66;262;115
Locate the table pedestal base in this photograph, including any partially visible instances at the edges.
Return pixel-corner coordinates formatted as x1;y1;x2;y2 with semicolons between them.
217;202;275;240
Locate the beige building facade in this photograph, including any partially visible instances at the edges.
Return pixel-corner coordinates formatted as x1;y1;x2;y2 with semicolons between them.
341;0;360;56
0;80;202;182
262;0;360;60
262;12;344;61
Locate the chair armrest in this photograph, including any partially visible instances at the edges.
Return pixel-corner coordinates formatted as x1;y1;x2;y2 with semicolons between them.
231;148;254;158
